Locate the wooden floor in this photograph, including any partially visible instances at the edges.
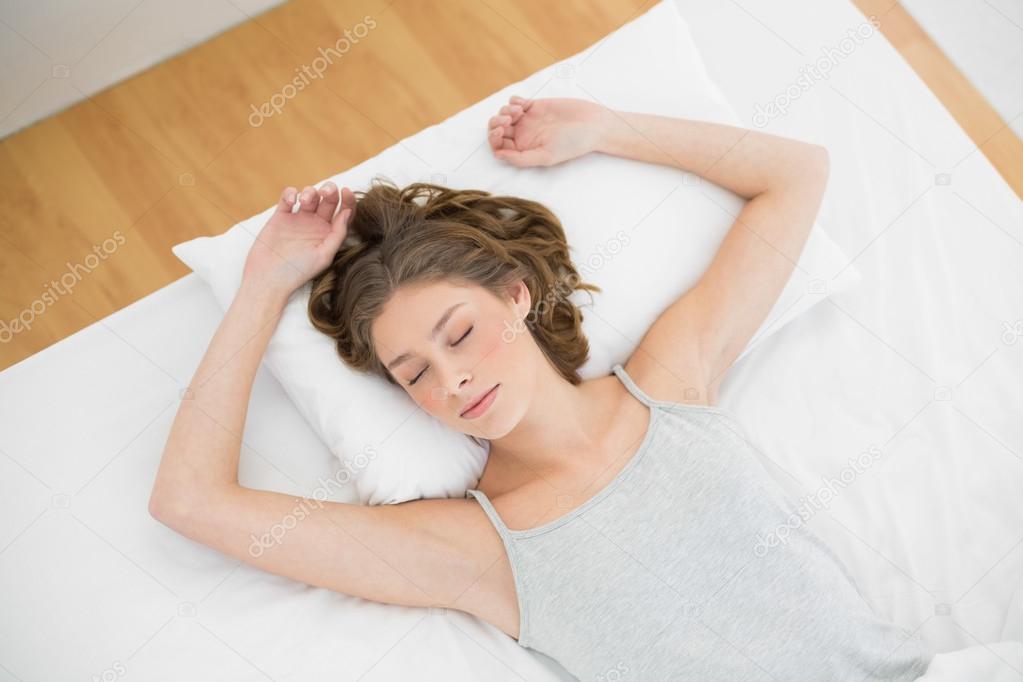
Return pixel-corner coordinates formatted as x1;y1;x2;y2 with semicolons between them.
852;0;1023;194
1;0;1020;370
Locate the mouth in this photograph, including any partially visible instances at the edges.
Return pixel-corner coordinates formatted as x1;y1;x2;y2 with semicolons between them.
460;384;500;419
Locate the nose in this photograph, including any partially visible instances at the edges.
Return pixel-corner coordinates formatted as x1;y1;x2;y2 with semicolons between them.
452;368;478;404
451;369;473;396
433;364;473;403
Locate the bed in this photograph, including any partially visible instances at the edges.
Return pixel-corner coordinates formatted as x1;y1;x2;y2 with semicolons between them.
1;0;1021;679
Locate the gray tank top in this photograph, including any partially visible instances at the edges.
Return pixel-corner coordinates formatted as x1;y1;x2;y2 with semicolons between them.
465;362;933;680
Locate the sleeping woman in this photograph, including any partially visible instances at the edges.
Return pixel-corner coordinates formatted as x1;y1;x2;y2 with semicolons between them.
149;94;935;680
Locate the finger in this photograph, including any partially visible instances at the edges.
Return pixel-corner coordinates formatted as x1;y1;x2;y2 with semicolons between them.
509;95;533;111
488;114;511;130
339;186;357;216
321;206;351;257
500;136;518;151
323;189;355;254
488;125;503;150
500;104;524;122
276;186;298;214
316;182;340;221
298;186;319;212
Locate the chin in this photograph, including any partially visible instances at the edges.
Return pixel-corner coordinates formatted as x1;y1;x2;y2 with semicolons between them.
479;407;521;441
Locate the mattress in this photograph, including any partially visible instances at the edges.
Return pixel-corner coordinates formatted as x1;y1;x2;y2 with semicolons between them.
1;0;1021;679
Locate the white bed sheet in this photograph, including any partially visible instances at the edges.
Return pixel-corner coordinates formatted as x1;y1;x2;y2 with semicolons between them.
1;0;1021;680
0;275;571;681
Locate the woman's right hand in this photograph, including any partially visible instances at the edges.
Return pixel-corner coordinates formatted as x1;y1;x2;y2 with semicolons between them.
241;183;356;302
488;95;606;168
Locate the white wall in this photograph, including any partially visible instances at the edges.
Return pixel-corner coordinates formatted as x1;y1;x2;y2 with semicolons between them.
902;0;1023;138
0;0;285;139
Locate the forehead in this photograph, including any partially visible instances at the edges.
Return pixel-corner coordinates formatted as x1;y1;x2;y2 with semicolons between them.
372;280;487;346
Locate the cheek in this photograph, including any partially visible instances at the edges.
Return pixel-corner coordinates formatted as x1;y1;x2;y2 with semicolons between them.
480;317;515;361
418;382;447;414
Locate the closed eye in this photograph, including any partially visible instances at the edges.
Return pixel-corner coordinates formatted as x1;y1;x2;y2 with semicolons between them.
408;326;473;386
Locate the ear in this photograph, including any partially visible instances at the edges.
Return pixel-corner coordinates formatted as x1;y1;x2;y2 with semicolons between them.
507;279;532;319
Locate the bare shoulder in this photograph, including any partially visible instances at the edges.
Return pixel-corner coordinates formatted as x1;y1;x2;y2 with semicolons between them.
622;288;717;406
433;495;522;638
356;495;521;638
362;495;522;639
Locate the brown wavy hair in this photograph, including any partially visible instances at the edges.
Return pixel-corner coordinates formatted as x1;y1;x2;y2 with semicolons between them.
307;175;601;387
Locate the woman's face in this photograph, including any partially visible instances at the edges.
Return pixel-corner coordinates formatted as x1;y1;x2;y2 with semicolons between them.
371;278;534;438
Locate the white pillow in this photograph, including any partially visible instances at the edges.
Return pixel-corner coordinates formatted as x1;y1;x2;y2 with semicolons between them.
172;0;860;505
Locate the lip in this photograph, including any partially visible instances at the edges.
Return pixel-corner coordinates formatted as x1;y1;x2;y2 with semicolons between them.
461;384;499;419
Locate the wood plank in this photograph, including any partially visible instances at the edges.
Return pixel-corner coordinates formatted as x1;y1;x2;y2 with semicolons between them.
0;0;653;368
851;0;1023;197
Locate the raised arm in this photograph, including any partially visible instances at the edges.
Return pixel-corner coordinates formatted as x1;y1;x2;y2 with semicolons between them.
149;183;354;516
147;185;508;619
490;96;829;404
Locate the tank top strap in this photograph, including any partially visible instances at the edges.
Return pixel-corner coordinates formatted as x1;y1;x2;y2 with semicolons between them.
465;489;516;543
611;362;658;408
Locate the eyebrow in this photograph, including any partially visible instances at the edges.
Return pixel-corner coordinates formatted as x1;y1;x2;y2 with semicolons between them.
386;301;467;371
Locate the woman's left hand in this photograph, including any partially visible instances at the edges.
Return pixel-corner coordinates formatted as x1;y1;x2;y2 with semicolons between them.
488;95;605;168
241;182;356;301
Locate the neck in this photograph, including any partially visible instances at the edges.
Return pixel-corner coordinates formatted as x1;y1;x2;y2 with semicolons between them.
487;362;622;483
